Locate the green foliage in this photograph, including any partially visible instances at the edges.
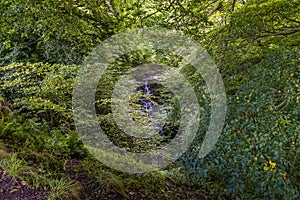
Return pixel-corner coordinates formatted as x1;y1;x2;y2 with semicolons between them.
47;178;81;200
0;0;116;64
0;0;299;199
178;48;300;199
203;0;300;94
0;153;25;178
0;111;87;165
0;62;78;130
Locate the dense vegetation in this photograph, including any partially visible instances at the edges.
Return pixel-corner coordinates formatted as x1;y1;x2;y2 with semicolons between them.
0;0;299;199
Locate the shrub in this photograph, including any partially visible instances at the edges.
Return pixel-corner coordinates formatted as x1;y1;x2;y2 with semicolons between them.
177;48;300;199
0;62;78;130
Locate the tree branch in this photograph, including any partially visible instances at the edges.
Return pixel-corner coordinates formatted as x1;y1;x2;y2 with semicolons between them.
231;0;237;11
142;0;176;20
208;1;223;16
279;13;300;24
254;27;300;41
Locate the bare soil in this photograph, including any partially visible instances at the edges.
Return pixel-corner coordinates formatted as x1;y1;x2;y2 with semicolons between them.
0;167;46;200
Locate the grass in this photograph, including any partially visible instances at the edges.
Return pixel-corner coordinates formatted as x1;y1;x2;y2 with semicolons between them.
0;153;24;177
0;111;226;199
0;142;81;199
0;138;224;199
47;178;81;200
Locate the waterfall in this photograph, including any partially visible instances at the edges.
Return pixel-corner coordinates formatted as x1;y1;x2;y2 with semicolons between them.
142;80;153;117
141;80;164;136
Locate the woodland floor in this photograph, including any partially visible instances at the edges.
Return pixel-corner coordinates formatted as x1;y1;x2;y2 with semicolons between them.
0;160;216;200
0;167;46;200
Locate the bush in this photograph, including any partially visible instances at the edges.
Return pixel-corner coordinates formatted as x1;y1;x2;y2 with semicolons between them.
177;48;300;199
0;62;78;131
0;110;87;164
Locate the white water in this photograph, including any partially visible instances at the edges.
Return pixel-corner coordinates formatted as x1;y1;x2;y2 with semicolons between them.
141;79;164;136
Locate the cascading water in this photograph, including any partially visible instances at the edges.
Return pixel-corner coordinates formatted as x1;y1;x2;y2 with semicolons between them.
142;80;153;117
141;79;164;136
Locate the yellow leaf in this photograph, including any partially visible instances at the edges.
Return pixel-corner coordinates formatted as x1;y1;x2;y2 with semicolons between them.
269;160;276;169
